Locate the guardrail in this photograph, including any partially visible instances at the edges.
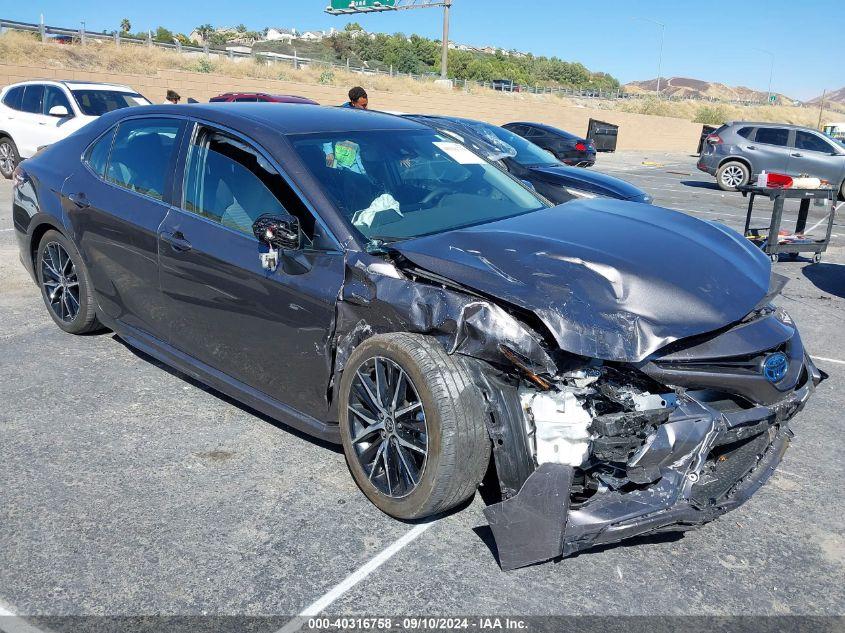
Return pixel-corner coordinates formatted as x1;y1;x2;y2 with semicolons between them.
0;17;784;108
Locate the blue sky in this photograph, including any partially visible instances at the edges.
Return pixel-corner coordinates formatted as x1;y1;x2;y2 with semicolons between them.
6;0;842;99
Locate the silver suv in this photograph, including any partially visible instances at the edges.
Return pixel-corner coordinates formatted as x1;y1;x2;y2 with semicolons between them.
697;121;845;198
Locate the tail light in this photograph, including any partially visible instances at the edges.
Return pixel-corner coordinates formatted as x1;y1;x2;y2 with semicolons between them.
575;141;588;151
706;134;723;145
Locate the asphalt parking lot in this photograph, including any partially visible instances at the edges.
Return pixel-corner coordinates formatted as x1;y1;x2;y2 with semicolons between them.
1;153;844;627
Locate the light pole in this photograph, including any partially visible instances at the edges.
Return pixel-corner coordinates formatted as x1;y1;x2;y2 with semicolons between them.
754;48;774;104
631;17;665;96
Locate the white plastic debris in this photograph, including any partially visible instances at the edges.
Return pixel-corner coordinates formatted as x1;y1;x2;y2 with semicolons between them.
519;388;592;467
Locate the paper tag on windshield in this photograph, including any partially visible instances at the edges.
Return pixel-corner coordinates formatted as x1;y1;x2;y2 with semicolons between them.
433;141;485;165
132;97;149;106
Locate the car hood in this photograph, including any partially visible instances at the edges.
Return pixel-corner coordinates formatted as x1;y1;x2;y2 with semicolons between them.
528;164;651;202
391;199;772;362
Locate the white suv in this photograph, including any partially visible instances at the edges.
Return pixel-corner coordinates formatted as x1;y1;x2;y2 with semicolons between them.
0;80;151;178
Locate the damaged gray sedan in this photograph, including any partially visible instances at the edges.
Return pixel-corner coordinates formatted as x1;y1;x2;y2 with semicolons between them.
16;104;824;570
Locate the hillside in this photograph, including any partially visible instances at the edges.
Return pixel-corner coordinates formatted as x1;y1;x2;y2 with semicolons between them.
809;86;845;104
625;76;792;104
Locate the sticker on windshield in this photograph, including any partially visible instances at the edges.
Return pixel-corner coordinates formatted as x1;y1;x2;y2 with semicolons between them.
131;96;149;105
433;141;486;165
334;140;360;168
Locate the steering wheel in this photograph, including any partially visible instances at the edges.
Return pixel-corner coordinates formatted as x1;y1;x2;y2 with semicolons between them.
419;186;453;207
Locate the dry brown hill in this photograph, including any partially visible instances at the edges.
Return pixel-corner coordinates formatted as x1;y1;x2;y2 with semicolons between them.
625;76;792;104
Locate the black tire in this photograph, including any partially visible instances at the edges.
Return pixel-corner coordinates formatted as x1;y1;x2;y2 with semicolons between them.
339;333;491;520
0;136;19;179
36;230;101;334
716;161;750;191
839;179;844;202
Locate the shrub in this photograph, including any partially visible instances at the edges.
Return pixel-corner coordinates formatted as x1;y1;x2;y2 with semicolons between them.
319;70;335;85
194;57;214;73
694;104;730;125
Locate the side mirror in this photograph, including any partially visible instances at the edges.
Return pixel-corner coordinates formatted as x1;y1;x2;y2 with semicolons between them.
48;105;70;118
252;213;300;251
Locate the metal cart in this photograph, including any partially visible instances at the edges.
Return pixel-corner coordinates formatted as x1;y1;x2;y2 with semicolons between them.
737;185;838;263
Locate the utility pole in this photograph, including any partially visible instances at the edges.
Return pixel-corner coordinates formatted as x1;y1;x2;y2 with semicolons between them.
817;89;827;130
440;0;452;80
631;17;665;96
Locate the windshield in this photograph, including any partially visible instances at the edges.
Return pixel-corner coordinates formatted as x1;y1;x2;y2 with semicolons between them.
465;122;558;166
72;90;150;116
290;129;547;242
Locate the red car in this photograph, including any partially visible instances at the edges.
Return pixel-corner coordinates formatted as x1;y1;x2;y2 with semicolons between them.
209;92;318;105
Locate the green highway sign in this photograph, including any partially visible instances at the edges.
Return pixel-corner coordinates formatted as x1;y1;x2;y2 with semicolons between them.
328;0;397;12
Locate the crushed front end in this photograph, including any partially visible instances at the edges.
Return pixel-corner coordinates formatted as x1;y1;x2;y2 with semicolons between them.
482;305;824;570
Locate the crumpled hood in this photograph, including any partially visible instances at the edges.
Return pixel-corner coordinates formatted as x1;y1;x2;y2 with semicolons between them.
392;199;772;362
529;164;650;201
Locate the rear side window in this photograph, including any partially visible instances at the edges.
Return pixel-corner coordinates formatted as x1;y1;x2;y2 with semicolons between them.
106;118;182;200
42;86;73;116
754;127;789;146
20;85;45;114
795;131;834;153
736;127;753;139
84;127;117;178
2;86;24;110
234;96;258;102
183;126;330;248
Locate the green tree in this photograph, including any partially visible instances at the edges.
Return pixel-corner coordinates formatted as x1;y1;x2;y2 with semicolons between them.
344;22;364;32
153;26;174;44
235;24;247;34
194;23;213;43
120;18;131;33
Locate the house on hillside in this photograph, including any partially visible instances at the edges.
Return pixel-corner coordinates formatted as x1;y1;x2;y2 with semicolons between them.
266;27;297;42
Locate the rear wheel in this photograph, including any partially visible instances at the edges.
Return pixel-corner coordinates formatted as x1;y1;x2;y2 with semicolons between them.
0;136;19;179
339;333;491;520
36;230;100;334
717;161;750;191
839;179;844;201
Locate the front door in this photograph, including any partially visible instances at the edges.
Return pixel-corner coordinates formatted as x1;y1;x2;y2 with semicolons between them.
64;116;186;341
158;123;345;419
788;130;845;184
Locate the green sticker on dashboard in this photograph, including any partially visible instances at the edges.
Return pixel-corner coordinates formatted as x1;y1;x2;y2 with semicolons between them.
334;141;359;168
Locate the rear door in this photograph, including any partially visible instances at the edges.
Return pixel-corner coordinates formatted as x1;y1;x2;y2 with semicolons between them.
12;84;48;157
789;130;845;184
64;116;186;341
748;126;792;173
158;122;345;418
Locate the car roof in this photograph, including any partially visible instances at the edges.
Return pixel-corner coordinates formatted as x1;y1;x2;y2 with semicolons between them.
726;121;821;131
3;79;135;92
507;121;579;136
118;103;428;134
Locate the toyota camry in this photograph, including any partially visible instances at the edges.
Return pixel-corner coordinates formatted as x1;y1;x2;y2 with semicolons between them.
12;104;823;569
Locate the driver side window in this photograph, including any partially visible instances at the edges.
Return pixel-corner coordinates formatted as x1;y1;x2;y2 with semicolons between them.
182;126;334;249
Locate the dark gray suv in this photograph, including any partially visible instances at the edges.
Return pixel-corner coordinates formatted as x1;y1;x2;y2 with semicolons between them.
697;121;845;197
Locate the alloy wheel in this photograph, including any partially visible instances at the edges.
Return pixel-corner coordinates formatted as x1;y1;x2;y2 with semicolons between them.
347;356;428;498
41;241;80;322
0;141;14;176
721;164;746;188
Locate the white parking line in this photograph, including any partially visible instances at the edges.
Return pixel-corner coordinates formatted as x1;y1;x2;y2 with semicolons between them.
0;228;14;232
0;600;54;633
276;521;434;633
813;355;845;365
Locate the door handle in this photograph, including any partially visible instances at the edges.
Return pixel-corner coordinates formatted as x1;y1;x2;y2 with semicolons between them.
746;146;756;150
161;231;192;252
791;153;803;157
66;192;89;209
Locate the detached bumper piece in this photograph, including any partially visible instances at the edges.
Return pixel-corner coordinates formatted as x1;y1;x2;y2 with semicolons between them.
484;366;817;571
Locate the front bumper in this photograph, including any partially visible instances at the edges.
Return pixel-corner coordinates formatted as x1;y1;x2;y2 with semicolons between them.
484;356;820;570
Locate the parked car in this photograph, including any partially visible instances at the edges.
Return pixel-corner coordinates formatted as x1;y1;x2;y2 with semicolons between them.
503;121;596;167
13;103;822;569
405;114;651;203
0;80;151;179
698;121;845;197
209;92;318;104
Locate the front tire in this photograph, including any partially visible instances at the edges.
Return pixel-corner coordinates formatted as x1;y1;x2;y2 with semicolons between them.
36;230;100;334
717;161;750;191
0;136;19;179
339;333;491;520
